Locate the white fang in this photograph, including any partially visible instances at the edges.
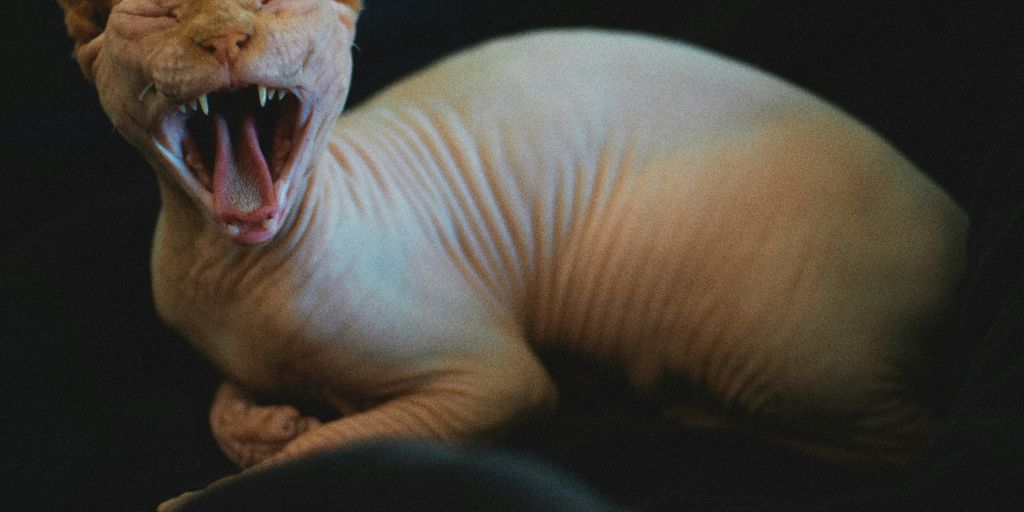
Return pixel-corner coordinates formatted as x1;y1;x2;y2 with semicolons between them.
138;83;155;101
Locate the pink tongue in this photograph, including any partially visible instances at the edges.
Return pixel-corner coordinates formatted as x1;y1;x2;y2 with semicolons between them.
212;113;277;223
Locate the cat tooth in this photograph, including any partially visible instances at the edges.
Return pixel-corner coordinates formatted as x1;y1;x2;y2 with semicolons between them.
258;85;268;107
261;218;278;232
138;83;155;101
190;99;199;111
198;95;210;115
276;88;288;100
178;104;188;114
226;224;241;237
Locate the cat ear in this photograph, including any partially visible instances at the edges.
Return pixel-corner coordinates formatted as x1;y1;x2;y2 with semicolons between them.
333;0;361;33
76;33;106;84
58;0;114;83
58;0;112;45
337;0;363;14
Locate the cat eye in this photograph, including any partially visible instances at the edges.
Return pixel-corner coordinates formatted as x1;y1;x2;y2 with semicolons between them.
116;1;180;25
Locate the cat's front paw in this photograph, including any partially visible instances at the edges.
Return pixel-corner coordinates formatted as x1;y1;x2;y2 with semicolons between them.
210;381;323;467
156;490;202;512
155;471;246;512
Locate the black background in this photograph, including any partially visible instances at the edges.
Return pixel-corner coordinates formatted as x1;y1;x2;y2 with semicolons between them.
3;1;1023;510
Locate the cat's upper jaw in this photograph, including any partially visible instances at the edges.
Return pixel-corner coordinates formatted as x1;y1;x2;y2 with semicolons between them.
77;0;358;244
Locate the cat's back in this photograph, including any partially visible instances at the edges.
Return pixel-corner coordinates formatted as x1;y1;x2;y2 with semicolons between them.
355;29;817;149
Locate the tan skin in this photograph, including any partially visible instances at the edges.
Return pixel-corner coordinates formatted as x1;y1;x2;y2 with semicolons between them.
58;1;967;509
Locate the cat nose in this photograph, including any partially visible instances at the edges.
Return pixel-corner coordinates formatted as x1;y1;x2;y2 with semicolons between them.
198;31;251;64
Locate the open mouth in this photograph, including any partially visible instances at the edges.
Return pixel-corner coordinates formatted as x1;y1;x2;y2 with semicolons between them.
154;85;308;244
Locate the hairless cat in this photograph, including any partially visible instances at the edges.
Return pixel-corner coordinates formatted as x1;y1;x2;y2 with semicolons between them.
57;0;966;509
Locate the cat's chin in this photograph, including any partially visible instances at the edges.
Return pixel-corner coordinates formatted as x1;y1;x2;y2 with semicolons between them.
150;84;314;246
218;206;285;245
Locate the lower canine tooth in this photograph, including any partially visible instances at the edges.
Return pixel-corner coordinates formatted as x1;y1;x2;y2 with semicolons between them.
138;83;155;101
226;224;241;236
261;218;278;232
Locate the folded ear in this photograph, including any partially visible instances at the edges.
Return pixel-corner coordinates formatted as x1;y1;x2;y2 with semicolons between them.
336;0;363;13
57;0;117;83
332;0;362;35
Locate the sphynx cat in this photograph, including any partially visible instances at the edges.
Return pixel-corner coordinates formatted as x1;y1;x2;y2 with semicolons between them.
57;0;966;508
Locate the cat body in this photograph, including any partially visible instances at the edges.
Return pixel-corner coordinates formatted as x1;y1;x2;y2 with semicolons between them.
58;1;965;507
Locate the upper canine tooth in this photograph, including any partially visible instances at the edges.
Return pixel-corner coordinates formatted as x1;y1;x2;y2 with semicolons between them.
258;85;268;107
198;95;210;115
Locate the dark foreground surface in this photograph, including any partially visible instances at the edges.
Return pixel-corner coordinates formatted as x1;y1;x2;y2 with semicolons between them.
4;1;1023;510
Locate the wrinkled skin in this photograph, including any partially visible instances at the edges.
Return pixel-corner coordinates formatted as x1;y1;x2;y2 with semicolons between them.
60;1;967;510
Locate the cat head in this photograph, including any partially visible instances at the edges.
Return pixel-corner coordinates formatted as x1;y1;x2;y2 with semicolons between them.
58;0;362;245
